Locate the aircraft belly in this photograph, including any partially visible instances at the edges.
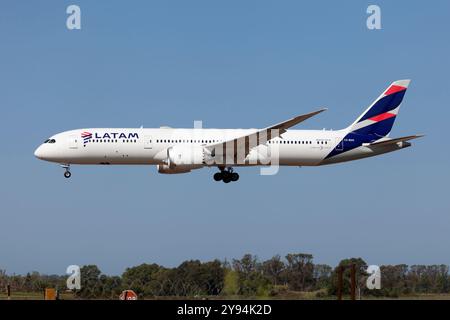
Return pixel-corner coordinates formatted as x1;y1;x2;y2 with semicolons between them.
273;146;328;166
63;146;157;165
320;144;405;165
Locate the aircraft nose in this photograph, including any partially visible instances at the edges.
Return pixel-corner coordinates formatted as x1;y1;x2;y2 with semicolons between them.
34;145;44;159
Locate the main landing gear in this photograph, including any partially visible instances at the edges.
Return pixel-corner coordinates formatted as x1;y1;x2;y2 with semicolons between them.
61;164;71;179
213;167;239;183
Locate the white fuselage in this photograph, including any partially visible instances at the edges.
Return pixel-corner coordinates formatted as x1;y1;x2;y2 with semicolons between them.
34;80;418;180
34;127;406;168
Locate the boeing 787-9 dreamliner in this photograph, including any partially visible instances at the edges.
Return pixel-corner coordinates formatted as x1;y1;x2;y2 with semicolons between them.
34;80;423;183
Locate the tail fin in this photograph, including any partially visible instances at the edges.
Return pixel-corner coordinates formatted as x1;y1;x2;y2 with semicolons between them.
347;80;410;137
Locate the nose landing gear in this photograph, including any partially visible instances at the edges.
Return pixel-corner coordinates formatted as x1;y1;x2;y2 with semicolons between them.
213;167;239;183
61;164;71;179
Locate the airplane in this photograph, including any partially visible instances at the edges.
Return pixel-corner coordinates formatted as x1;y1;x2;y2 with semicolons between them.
34;80;423;183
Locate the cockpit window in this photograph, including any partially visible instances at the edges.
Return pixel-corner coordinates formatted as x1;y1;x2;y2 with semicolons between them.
44;139;50;143
46;139;56;144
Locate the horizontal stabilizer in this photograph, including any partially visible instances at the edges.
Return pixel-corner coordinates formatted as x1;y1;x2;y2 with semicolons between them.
364;134;424;147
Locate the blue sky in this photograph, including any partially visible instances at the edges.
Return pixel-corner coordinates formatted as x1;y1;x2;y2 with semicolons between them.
0;1;449;275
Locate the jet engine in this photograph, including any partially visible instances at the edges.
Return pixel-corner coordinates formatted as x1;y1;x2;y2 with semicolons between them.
157;145;205;174
167;145;205;167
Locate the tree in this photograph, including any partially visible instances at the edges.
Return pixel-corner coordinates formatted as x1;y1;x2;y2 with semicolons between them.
379;264;409;297
122;263;162;296
170;259;225;296
328;258;368;296
232;254;271;296
77;265;102;299
284;253;314;291
222;270;239;296
313;264;332;290
262;255;285;286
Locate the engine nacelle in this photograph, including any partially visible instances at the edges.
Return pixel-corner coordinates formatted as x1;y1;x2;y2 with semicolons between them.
167;145;205;167
157;164;192;174
157;145;205;174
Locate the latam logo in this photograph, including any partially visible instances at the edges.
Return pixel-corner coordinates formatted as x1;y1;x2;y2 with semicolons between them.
81;131;92;144
80;131;139;144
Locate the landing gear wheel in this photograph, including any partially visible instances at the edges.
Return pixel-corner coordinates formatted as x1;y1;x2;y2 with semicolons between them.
64;171;71;179
221;171;231;183
223;176;231;183
214;167;239;183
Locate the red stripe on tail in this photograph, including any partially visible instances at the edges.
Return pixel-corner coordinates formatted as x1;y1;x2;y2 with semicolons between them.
384;85;406;96
369;112;396;122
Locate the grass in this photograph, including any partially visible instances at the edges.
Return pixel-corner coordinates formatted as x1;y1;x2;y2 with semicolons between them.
0;291;75;300
1;292;450;300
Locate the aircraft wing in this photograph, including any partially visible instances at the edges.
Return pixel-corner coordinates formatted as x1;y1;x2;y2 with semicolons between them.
364;134;424;147
204;108;326;163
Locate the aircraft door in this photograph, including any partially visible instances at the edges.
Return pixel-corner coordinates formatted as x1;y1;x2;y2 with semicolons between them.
69;135;79;149
143;135;153;149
